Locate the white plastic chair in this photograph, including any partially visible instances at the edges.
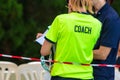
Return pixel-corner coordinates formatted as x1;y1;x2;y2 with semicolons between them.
28;61;41;65
18;62;51;80
0;61;18;80
115;68;120;80
28;61;51;80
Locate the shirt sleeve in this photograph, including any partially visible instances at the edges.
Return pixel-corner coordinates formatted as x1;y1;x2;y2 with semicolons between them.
45;16;60;44
100;18;120;48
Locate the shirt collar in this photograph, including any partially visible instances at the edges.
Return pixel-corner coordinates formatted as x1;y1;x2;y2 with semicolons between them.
72;11;90;15
96;3;110;16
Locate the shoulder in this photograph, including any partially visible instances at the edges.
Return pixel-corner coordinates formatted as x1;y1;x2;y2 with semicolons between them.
103;6;120;27
105;15;120;28
90;15;102;26
54;13;75;24
105;5;119;21
99;3;119;22
94;17;102;24
53;13;69;22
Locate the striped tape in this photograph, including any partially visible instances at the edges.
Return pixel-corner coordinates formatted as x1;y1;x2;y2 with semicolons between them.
0;53;120;68
0;54;40;61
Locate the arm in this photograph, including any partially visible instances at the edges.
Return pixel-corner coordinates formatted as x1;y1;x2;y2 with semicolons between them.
93;19;119;60
40;40;53;56
117;43;120;58
93;45;111;60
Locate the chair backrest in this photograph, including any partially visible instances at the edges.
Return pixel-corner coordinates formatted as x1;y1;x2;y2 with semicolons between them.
28;61;41;65
18;62;51;80
28;61;51;80
0;61;18;80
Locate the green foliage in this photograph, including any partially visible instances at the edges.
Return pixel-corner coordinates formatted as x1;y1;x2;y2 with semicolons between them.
0;0;23;22
0;23;5;39
0;0;23;50
41;0;65;8
112;0;120;15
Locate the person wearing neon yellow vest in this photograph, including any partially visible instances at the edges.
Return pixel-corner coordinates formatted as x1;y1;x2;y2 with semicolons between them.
40;0;102;80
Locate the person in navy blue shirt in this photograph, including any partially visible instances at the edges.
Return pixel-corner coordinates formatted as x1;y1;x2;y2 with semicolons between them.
92;0;120;80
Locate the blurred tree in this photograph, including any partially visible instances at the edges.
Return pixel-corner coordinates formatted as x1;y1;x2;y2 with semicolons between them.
0;0;66;64
0;0;38;64
17;0;67;58
0;0;23;53
112;0;120;15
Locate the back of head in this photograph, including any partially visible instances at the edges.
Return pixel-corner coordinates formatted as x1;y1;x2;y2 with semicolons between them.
68;0;93;14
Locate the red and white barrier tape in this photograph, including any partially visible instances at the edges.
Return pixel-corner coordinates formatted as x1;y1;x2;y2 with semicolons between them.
0;53;120;68
0;54;40;61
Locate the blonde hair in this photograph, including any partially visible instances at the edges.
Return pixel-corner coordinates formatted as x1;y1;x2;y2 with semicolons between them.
69;0;93;14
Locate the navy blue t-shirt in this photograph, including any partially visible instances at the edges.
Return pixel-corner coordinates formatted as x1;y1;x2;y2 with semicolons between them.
92;3;120;80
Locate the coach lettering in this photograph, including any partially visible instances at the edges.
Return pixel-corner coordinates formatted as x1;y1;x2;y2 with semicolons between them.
74;25;92;34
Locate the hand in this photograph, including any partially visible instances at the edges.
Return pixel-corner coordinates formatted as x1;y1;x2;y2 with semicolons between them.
36;33;43;39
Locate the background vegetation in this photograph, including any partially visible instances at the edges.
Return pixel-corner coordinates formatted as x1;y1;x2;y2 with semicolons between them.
0;0;119;65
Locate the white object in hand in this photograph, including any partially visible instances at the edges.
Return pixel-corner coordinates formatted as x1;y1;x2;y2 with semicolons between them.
35;26;50;45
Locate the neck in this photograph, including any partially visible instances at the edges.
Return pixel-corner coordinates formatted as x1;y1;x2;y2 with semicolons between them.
73;8;87;13
94;0;106;14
